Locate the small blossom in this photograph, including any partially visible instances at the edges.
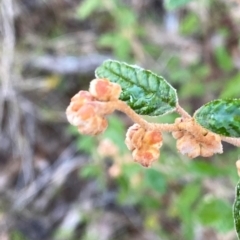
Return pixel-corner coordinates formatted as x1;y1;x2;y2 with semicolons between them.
89;78;122;101
176;134;200;158
200;134;223;157
97;138;119;157
77;115;108;135
125;124;163;167
132;146;160;167
125;124;145;150
172;130;184;140
71;90;94;103
143;130;163;148
66;91;95;126
66;89;111;135
173;118;223;158
108;164;122;178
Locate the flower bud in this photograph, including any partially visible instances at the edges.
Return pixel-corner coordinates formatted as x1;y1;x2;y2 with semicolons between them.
125;124;145;150
174;117;223;159
108;164;122;178
143;130;163;148
71;90;94;103
97;138;119;157
176;134;200;158
66;103;96;126
200;133;223;157
132;147;160;167
89;78;122;101
200;146;214;157
66;91;95;126
77;115;108;135
172;130;184;140
125;124;163;167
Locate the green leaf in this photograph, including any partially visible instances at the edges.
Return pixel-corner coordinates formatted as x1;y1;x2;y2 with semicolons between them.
197;197;233;232
144;169;166;194
76;135;96;154
76;0;101;20
189;161;225;177
10;231;28;240
194;99;240;137
177;182;201;210
98;34;132;60
234;180;240;239
214;46;233;72
95;60;178;116
221;73;240;99
164;0;194;10
174;182;201;240
180;13;200;35
80;165;100;178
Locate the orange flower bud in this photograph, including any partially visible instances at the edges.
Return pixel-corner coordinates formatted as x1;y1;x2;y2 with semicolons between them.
172;130;184;140
77;115;108;135
88;101;115;116
200;146;214;157
97;138;119;157
89;78;122;101
125;124;145;150
176;134;200;158
132;147;160;167
125;124;163;167
143;130;163;148
174;117;223;159
71;90;94;103
66;103;96;126
200;133;223;157
66;91;95;126
108;164;122;178
70;91;95;113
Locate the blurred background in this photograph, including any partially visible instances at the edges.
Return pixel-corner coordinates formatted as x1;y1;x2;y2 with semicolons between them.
0;0;240;239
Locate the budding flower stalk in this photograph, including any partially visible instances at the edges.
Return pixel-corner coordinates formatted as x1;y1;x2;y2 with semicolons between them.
66;77;227;168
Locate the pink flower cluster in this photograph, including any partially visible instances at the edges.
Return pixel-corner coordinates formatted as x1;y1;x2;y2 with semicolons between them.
125;124;163;167
66;79;121;135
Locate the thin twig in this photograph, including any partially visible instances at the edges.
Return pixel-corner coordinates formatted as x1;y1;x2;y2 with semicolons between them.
114;100;152;129
221;136;240;147
176;103;191;118
0;0;15;96
113;100;178;132
0;0;36;185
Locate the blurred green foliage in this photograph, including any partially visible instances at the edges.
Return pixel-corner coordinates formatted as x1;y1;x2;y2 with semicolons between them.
77;0;142;61
165;0;195;10
10;231;28;240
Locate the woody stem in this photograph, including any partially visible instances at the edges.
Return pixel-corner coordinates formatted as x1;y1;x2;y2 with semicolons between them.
113;100;178;132
176;103;191;119
221;136;240;147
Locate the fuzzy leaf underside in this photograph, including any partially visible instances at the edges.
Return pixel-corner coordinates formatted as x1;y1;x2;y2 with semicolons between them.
234;181;240;239
194;99;240;137
95;60;178;116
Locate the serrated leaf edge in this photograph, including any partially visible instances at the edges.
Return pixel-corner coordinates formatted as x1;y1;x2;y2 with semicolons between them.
193;98;240;117
193;98;240;137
